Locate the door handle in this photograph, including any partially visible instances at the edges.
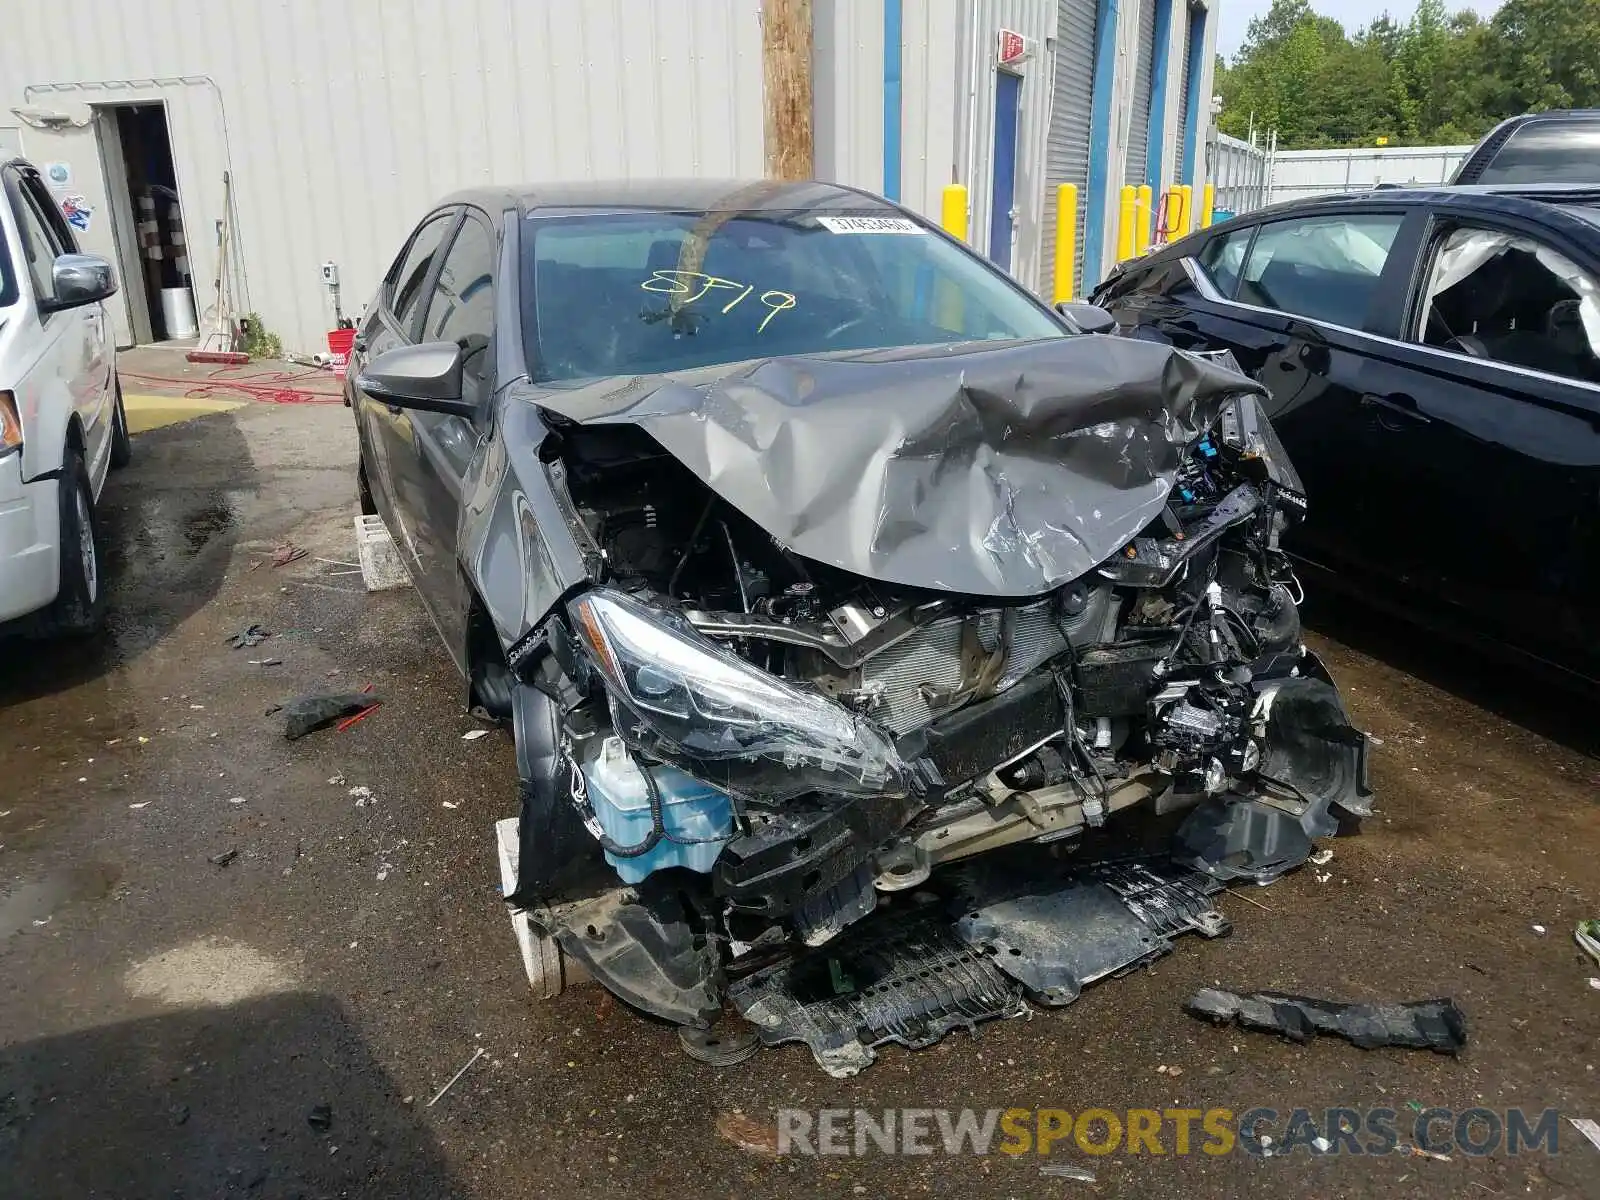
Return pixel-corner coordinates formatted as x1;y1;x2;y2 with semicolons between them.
1361;393;1431;425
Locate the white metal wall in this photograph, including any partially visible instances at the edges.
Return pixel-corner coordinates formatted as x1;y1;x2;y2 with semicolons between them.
1270;145;1473;203
960;0;1057;287
0;0;765;353
811;0;960;223
1041;0;1098;298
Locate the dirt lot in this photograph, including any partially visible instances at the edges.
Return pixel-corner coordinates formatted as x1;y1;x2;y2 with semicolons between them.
1;379;1597;1199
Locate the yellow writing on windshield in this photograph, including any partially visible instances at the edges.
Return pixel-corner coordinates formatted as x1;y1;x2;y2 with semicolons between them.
641;270;797;332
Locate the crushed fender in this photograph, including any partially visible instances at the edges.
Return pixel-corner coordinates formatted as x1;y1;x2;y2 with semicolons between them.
1185;987;1468;1055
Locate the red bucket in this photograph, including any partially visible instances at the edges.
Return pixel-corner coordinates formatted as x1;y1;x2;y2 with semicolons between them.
327;328;357;378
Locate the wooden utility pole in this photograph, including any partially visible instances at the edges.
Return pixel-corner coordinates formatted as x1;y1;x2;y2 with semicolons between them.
762;0;813;180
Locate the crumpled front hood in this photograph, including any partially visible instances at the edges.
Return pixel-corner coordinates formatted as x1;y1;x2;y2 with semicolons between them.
528;338;1269;598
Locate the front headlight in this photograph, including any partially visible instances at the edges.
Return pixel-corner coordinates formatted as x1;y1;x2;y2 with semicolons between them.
569;588;911;799
0;391;22;458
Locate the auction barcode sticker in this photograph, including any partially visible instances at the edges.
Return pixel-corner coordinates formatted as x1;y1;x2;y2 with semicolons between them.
816;216;924;234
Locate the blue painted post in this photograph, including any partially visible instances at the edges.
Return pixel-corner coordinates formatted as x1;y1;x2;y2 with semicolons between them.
1082;0;1121;292
1144;0;1174;195
1181;5;1207;187
883;0;903;200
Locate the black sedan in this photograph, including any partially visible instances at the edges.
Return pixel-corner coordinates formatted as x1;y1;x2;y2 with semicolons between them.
346;180;1367;1073
1091;186;1600;683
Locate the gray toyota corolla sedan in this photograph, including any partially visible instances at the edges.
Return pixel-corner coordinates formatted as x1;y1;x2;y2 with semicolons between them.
346;180;1370;1076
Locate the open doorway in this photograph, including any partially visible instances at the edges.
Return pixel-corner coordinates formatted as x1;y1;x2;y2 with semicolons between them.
97;102;195;345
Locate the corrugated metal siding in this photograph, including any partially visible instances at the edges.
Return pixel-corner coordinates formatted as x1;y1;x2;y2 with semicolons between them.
1175;13;1192;185
1040;0;1097;297
813;0;885;202
1125;0;1157;187
0;0;764;352
812;0;960;224
961;0;1057;288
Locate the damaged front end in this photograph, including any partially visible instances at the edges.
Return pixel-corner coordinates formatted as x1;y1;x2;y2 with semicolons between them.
499;339;1371;1074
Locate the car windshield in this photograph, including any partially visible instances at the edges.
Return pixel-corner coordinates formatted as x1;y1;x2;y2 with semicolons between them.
1475;120;1600;184
521;209;1064;382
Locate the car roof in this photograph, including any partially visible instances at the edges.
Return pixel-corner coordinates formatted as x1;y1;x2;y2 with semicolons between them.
438;178;903;217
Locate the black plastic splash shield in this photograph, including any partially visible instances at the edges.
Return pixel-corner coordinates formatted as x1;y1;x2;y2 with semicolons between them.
728;857;1231;1076
1185;988;1468;1055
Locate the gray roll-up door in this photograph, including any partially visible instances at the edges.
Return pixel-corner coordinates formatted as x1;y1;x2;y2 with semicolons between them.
1040;0;1098;297
1175;11;1192;183
1125;0;1157;187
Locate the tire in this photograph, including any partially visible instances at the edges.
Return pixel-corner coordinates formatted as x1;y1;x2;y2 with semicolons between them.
357;454;378;516
44;442;106;637
108;376;133;469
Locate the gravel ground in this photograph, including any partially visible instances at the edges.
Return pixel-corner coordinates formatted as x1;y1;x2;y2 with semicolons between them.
1;395;1597;1199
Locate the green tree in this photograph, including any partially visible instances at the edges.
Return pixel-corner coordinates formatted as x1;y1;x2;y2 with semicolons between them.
1215;0;1600;149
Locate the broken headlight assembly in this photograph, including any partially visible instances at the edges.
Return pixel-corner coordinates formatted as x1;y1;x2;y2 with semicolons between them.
568;588;913;799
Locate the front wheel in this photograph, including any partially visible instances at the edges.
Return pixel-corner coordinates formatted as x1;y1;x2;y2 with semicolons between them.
108;377;133;469
43;443;106;637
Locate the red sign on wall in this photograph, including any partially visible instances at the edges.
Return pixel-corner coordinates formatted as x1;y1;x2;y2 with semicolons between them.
997;29;1027;65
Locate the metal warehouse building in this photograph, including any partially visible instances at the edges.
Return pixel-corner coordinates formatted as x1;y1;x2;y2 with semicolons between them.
0;0;1216;355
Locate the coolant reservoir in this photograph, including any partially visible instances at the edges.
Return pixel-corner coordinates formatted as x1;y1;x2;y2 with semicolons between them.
582;737;734;884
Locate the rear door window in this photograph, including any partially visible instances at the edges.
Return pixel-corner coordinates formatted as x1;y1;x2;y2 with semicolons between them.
1236;214;1404;328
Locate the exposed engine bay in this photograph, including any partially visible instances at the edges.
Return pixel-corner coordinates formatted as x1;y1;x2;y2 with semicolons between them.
499;342;1371;1074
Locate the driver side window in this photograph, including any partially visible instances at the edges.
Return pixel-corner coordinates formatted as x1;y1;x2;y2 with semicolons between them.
15;180;66;305
1413;223;1600;385
388;211;455;336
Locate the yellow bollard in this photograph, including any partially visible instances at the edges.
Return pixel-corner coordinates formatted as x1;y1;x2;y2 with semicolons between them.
1135;184;1153;256
1200;182;1216;229
1176;185;1193;238
940;184;969;242
1053;184;1078;303
1117;186;1137;262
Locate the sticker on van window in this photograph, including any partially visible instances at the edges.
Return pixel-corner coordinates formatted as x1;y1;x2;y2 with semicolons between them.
816;216;923;234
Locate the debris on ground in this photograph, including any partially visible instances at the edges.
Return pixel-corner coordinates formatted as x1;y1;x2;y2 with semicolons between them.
715;1110;782;1156
1309;848;1334;865
349;786;376;807
1399;1144;1452;1162
426;1047;485;1108
1185;988;1467;1055
208;849;239;867
1577;920;1600;967
1532;924;1547;935
247;657;282;667
269;542;307;568
225;623;271;649
1039;1164;1097;1181
306;1103;332;1132
461;729;489;741
272;692;383;740
1570;1117;1600;1152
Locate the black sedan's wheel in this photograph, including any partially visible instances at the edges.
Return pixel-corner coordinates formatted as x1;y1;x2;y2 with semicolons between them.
44;442;107;637
109;377;133;469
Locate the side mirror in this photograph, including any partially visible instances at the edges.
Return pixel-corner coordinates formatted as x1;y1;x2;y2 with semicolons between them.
356;341;476;418
41;254;117;312
1054;301;1117;335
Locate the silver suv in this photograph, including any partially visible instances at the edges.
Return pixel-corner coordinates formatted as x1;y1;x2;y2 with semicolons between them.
0;156;130;637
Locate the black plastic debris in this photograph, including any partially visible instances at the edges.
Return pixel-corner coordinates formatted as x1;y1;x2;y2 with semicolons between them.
225;623;271;649
1185;988;1467;1055
207;849;239;868
271;692;382;740
729;856;1232;1077
306;1103;332;1132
